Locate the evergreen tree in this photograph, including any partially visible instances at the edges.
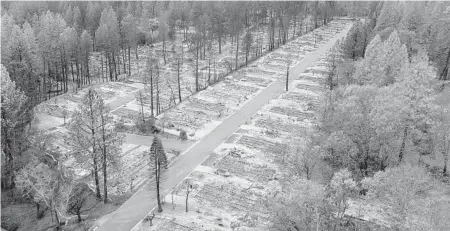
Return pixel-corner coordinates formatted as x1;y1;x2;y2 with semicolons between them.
400;1;425;32
121;13;139;75
60;26;78;89
86;1;101;50
342;21;371;60
64;4;73;26
354;31;409;86
432;11;450;81
158;11;170;65
37;11;67;100
79;30;93;84
97;6;120;81
2;14;41;102
374;1;403;32
1;64;30;188
353;35;383;85
73;6;82;33
243;29;253;66
21;22;41;76
147;135;168;213
379;30;409;85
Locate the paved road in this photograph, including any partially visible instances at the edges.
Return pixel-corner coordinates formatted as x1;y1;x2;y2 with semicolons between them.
108;89;141;112
36;89;140;131
124;133;194;150
96;24;352;231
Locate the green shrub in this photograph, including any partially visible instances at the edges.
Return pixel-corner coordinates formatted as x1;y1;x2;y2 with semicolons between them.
135;116;157;134
115;118;126;131
180;130;188;140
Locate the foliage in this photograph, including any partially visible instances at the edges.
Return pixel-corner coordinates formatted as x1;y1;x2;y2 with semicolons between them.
67;182;97;223
432;88;450;176
361;164;435;228
134;115;157;134
354;31;409;86
121;13;139;49
272;170;360;230
179;130;188;141
342;21;371;60
15;153;74;229
1;64;31;188
374;1;404;32
326;40;342;90
327;169;358;222
147;135;168;213
285;136;321;180
271;179;330;231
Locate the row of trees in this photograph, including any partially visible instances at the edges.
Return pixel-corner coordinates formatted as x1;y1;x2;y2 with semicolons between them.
320;1;450;179
1;1;338;110
1;65;98;228
1;61;122;224
272;1;450;230
125;1;340;118
341;1;450;81
273;164;449;230
3;62;172;228
9;88;124;229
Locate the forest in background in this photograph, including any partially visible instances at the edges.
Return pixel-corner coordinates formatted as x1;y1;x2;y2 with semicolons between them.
1;1;450;231
274;1;450;230
1;1;341;104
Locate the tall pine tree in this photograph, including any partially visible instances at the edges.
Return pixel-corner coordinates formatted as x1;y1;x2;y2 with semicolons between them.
147;135;168;213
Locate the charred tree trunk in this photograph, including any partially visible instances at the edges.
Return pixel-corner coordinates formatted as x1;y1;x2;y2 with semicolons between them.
76;58;80;89
443;138;449;176
47;62;51;99
293;15;297;40
100;52;104;81
218;35;222;54
86;52;90;85
54;206;61;230
93;156;101;199
208;59;211;84
113;51;118;80
235;32;239;70
286;62;290;91
177;60;182;103
150;68;154;117
122;47;126;75
102;129;108;203
195;41;199;92
135;46;138;59
439;48;450;81
77;211;82;223
156;66;160;115
109;53;113;81
163;39;167;65
128;46;131;76
399;127;408;163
